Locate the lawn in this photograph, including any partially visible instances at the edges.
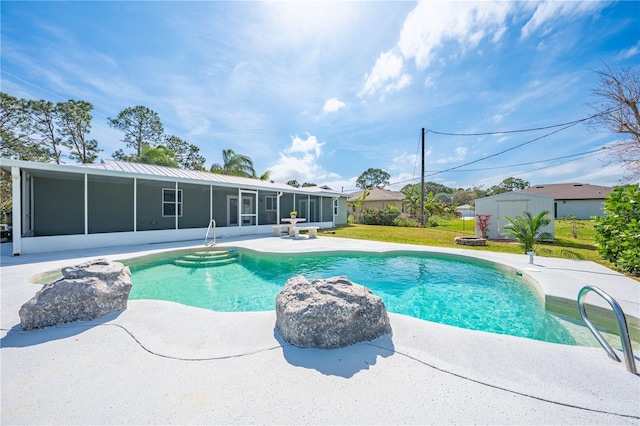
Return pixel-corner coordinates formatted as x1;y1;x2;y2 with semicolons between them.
321;217;616;268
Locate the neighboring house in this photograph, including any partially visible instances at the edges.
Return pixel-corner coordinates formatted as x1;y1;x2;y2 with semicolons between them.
474;192;555;240
521;183;613;219
455;204;475;219
0;159;348;255
347;187;406;213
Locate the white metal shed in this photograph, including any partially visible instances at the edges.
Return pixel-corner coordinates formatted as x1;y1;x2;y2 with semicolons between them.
474;191;555;240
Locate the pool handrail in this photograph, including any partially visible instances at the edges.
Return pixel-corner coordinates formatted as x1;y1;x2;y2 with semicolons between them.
577;285;637;374
205;219;216;247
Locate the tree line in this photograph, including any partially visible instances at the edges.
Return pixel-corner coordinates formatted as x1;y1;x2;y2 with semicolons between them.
355;167;528;206
0;93;269;179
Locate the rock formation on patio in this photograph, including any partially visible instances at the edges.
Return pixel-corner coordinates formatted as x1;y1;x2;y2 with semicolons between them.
454;236;487;246
19;258;132;331
275;275;392;348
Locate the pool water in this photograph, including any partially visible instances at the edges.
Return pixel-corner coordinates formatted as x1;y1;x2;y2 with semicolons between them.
127;249;578;345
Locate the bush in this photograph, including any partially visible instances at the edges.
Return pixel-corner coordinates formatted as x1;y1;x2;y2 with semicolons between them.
594;184;640;277
393;213;421;227
358;207;400;226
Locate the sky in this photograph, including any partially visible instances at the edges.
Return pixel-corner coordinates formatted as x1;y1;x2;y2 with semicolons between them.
1;1;639;193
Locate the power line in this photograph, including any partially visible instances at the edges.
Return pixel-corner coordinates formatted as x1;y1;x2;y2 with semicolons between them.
507;150;606;180
424;109;612;136
382;146;603;190
388;114;603;190
437;148;603;172
423;120;582;179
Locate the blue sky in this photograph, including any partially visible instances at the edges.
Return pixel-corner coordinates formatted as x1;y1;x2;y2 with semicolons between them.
2;1;638;192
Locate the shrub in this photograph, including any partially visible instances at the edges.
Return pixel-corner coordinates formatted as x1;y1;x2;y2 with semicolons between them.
559;214;586;238
503;211;553;254
476;214;491;238
393;214;421;227
594;184;640;277
358;207;400;226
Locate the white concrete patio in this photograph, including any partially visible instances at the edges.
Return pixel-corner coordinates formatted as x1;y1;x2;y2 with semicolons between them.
1;235;639;425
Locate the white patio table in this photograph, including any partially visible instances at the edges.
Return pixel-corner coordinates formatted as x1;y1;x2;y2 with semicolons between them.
281;217;306;237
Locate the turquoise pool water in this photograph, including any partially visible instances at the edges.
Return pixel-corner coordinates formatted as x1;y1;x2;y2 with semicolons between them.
127;249;576;345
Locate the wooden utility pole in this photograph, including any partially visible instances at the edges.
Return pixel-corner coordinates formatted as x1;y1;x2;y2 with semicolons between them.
420;128;425;227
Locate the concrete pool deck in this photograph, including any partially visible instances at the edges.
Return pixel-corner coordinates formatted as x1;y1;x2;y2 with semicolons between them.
1;235;639;424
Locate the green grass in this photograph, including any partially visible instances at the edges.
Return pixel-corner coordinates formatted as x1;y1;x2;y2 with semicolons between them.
321;217;617;269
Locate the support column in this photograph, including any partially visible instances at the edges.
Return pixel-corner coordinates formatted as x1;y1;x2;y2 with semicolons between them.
11;166;21;256
175;181;179;230
133;178;137;232
84;173;88;235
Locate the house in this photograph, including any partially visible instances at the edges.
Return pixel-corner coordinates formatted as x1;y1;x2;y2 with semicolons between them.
0;158;348;255
347;187;406;213
455;204;475;219
474;191;555;240
520;183;613;219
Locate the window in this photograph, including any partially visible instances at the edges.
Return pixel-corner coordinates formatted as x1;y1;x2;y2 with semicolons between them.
162;188;183;217
265;196;277;211
333;198;338;215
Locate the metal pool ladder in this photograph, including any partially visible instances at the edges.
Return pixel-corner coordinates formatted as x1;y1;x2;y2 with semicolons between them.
205;219;216;247
577;285;637;374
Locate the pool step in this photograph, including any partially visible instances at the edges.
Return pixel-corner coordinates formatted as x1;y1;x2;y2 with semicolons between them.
173;250;239;268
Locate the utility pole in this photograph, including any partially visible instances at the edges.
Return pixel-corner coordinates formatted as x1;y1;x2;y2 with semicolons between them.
420;128;425;227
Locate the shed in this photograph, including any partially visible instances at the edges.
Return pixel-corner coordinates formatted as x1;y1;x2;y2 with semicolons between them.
474;192;555;240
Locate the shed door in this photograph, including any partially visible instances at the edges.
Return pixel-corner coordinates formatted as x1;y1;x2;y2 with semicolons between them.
496;201;529;238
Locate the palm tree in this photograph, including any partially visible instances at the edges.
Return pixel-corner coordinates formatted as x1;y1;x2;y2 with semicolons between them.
401;184;421;215
222;149;255;177
350;189;370;220
504;211;553;253
257;170;271;181
210;149;256;177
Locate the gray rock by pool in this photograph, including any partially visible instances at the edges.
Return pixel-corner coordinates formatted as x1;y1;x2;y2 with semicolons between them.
275;275;392;348
19;258;132;331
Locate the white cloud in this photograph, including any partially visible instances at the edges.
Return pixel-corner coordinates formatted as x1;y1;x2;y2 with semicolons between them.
360;1;513;98
319;176;359;194
397;1;513;69
323;97;346;114
521;1;609;39
359;50;412;98
617;41;640;60
436;146;468;164
285;133;324;157
491;113;507;124
269;134;330;183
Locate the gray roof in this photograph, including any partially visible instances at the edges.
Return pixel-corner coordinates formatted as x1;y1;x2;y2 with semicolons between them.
347;187;406;202
0;158;345;197
521;183;613;200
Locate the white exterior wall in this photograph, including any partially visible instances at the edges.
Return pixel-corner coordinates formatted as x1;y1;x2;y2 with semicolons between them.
555;199;605;219
475;192;555;240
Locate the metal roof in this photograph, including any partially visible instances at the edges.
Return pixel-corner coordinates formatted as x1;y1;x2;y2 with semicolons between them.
521;183;613;200
0;158;346;197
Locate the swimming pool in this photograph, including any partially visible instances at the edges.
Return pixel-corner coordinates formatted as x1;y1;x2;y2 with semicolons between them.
127;248;577;345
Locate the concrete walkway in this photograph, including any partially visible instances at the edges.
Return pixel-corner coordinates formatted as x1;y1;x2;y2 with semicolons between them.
1;236;639;425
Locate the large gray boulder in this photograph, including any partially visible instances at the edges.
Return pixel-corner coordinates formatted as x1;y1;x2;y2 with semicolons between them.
19;258;132;331
275;275;392;348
